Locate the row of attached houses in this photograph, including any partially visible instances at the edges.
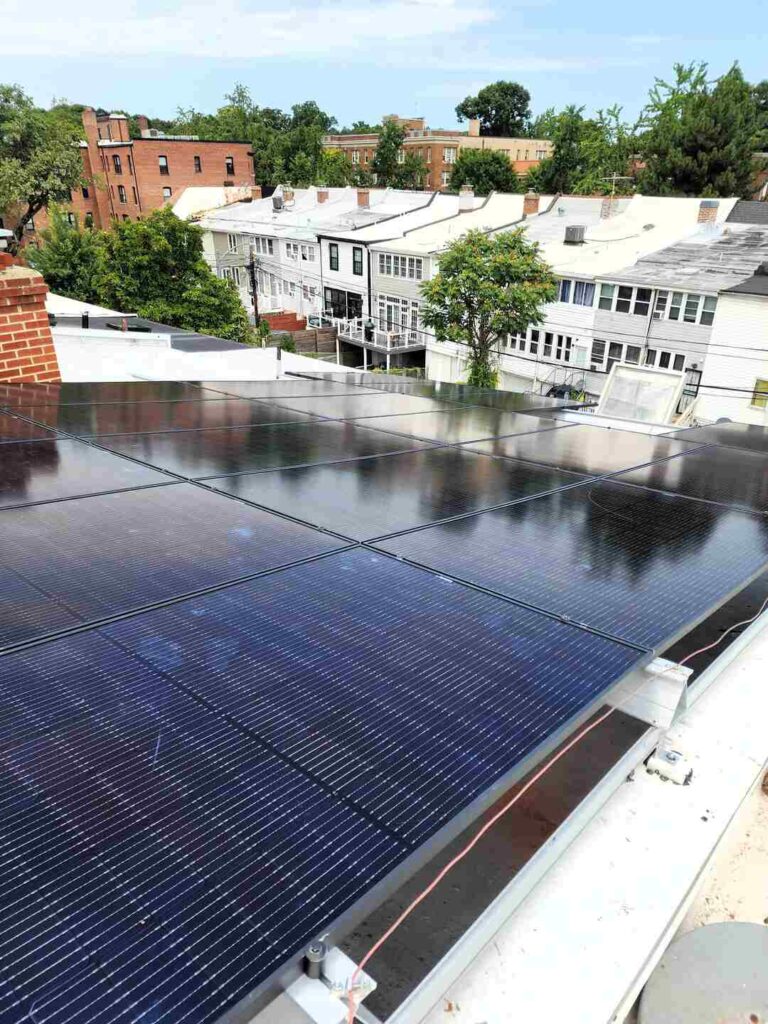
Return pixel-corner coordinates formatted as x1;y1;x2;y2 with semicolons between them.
191;185;768;423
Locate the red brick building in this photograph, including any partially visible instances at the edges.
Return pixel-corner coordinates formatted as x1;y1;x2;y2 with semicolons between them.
7;109;255;238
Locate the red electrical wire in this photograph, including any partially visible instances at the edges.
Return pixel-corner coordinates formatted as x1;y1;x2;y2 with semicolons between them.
344;594;768;1022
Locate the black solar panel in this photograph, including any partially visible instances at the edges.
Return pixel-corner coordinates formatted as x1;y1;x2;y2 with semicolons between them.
12;398;316;436
208;447;587;540
356;408;571;445
0;381;222;406
374;481;768;649
0;411;59;443
0;439;170;509
668;421;768;455
93;421;436;479
200;379;369;399
263;393;456;419
465;425;705;477
0;483;347;648
615;446;768;514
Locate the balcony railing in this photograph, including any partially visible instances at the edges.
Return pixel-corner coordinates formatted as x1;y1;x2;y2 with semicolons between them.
329;316;425;351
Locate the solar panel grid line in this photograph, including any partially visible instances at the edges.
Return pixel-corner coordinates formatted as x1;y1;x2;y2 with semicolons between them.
0;382;232;407
0;542;356;658
350;414;578;449
612;472;768;518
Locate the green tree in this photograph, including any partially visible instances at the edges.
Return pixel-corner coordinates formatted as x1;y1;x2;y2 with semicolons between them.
753;80;768;149
317;149;354;186
339;120;379;134
0;84;84;253
638;62;762;197
448;149;519;195
393;151;428;189
529;107;558;139
420;229;557;388
26;206;103;301
370;121;425;187
455;81;532;137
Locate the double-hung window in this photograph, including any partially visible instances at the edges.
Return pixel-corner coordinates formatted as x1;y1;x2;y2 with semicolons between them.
117;185;127;204
559;279;572;302
158;155;169;175
352;247;363;276
112;155;122;174
329;243;339;271
598;283;615;310
700;295;718;325
633;288;652;316
573;280;595;306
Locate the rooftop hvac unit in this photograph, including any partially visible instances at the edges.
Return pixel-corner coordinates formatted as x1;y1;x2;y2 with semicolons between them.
564;225;586;245
272;195;284;211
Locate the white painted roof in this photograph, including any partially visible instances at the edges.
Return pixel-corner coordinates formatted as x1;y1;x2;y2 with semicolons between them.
198;187;436;242
172;186;254;221
321;193;484;243
46;293;133;318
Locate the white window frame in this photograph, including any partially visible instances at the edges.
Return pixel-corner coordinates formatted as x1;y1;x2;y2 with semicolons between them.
377;293;421;342
253;236;273;256
443;147;457;164
227;233;240;253
377;253;423;280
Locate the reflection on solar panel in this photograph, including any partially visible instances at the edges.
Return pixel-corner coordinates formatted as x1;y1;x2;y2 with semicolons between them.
208;446;586;540
0;375;764;1024
374;480;768;649
464;424;704;477
0;483;347;647
668;421;768;455
12;398;317;436
615;445;768;514
0;411;59;443
93;420;436;478
0;551;644;1024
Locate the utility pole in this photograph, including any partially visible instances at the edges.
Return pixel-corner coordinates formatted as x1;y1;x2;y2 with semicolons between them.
247;244;260;325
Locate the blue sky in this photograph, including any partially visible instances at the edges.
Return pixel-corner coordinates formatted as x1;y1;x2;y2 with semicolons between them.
4;0;766;128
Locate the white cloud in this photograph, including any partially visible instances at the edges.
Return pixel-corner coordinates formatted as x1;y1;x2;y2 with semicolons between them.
2;0;496;59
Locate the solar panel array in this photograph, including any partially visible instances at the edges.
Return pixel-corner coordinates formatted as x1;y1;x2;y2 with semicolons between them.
1;372;767;1024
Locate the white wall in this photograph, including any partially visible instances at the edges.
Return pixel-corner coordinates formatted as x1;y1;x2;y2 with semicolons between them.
697;293;768;424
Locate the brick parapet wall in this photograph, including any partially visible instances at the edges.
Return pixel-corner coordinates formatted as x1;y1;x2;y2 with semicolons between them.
0;261;61;381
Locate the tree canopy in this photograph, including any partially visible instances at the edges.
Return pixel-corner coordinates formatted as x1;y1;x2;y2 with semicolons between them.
0;85;84;253
420;229;557;388
370;121;427;188
448;149;519;195
455;81;532;137
637;62;763;198
28;207;251;344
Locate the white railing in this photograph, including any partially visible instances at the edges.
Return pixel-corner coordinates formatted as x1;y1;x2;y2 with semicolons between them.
329;316;424;351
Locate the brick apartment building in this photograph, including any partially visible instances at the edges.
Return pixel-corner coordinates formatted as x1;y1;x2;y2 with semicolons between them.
6;109;255;239
322;115;553;191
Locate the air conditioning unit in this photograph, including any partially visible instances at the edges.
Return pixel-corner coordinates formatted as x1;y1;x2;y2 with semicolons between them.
564;225;586;245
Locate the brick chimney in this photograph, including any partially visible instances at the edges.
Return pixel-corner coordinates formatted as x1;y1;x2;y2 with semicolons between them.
467;118;481;137
250;185;262;201
523;191;540;217
357;188;370;209
316;188;329;204
136;114;150;137
458;184;475;211
698;199;719;223
0;258;61;382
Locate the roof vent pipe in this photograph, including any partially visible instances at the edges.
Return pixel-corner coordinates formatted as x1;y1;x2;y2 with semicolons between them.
81;311;90;329
458;185;474;211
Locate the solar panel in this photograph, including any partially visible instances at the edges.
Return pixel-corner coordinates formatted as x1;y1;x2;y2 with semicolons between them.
11;398;317;436
262;393;458;420
208;447;587;540
355;408;572;445
614;445;768;514
0;381;223;406
374;480;768;649
92;421;436;479
668;421;768;455
464;424;705;477
0;483;347;648
0;411;59;443
0;630;404;1024
200;379;370;399
0;439;170;509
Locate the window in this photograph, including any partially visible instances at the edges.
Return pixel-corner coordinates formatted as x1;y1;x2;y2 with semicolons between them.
441;171;450;186
122;214;130;221
752;378;768;409
700;295;718;326
377;294;421;342
658;351;671;369
66;212;76;226
625;345;641;364
396;149;405;164
543;332;553;358
535;149;548;160
633;288;652;316
81;185;90;199
162;186;172;200
132;186;138;204
225;156;235;176
684;293;701;323
222;267;243;287
352;247;363;276
352;150;360;165
112;154;122;174
252;237;274;256
329;243;339;271
227;233;240;253
555;335;572;362
668;291;683;320
443;147;457;164
127;154;133;174
529;329;539;356
84;212;93;228
599;283;615;310
194;155;202;173
615;285;633;313
158;155;169;175
653;291;668;319
426;149;432;163
607;342;623;370
673;354;685;371
591;340;606;366
573;280;595;306
378;253;423;280
117;185;127;204
559;279;572;303
645;348;657;366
